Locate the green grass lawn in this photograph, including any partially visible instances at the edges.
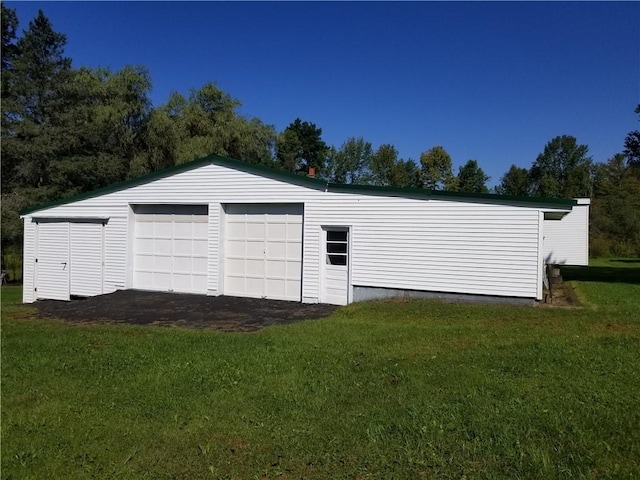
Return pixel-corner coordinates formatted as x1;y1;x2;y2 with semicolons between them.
2;260;640;479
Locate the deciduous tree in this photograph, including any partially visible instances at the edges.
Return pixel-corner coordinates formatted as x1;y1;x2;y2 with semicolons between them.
325;137;373;184
623;104;640;167
419;146;456;190
529;135;592;198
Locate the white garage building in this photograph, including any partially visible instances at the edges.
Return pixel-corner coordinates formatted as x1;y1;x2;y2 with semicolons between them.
21;155;587;306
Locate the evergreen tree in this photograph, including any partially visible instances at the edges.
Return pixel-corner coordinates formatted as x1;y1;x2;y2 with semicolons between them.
496;165;530;196
1;9;71;191
276;118;327;173
456;159;489;193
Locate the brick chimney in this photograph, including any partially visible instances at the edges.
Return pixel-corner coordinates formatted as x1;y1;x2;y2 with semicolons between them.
307;166;316;178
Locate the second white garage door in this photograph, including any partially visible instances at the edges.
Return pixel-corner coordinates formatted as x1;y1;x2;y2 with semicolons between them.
224;204;303;301
133;205;208;294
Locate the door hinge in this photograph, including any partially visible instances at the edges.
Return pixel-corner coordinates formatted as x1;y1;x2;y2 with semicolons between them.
35;258;38;263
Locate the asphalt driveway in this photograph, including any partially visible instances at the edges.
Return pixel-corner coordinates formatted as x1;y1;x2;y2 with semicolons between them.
35;290;339;332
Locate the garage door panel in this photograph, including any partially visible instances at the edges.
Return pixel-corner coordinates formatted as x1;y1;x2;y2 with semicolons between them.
154;272;171;289
266;241;287;258
174;239;193;255
153;256;171;272
136;254;154;270
193;239;208;256
246;258;265;276
155;222;172;237
192;258;208;275
137;222;154;236
133;205;208;294
193;222;208;236
287;261;302;277
287;243;302;258
226;223;245;237
172;274;192;292
266;223;287;239
246;277;263;294
224;203;302;301
287;225;303;241
266;260;286;277
246;241;264;257
265;279;286;297
286;280;301;298
246;223;265;239
173;256;192;272
137;238;153;253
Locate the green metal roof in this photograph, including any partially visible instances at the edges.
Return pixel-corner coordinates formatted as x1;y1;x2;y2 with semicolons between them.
21;154;576;215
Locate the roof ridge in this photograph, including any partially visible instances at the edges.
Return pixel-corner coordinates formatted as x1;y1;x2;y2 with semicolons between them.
20;154;577;215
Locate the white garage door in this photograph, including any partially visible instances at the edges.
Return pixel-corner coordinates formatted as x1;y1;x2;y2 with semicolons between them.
133;205;208;294
35;220;104;301
36;222;71;301
225;204;303;301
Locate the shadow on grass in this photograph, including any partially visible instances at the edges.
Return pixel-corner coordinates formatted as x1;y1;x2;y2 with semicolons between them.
562;265;640;284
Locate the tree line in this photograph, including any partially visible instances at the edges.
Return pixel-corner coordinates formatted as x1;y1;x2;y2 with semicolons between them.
2;7;639;279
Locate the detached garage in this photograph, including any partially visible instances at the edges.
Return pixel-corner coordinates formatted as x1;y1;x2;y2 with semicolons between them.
21;155;586;306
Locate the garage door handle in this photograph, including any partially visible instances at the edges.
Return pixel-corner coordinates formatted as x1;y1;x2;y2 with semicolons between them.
61;262;67;270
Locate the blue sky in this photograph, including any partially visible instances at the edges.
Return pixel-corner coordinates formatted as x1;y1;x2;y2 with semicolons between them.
7;1;640;186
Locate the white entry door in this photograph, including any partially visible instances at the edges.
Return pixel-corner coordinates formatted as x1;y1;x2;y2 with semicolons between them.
321;227;350;305
133;205;208;294
224;204;303;301
70;222;104;297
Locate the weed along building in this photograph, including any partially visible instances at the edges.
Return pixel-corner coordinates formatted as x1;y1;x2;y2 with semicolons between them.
21;155;588;306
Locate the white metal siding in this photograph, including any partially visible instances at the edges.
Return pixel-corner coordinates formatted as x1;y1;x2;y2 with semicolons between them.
543;200;589;266
22;162;554;303
305;199;541;299
70;222;104;297
22;220;37;303
35;222;70;301
207;203;221;294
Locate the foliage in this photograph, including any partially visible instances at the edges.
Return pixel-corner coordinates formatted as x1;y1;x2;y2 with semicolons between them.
276;118;327;173
623;104;640;167
1;7;637;267
1;4;18;71
590;154;640;256
456;159;489;193
2;267;640;478
419;145;456;190
1;8;72;192
324;136;373;184
529;135;593;198
142;85;277;172
495;164;530;196
367;144;419;187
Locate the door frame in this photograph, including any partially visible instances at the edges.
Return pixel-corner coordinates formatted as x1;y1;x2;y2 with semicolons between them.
320;225;352;305
33;217;107;301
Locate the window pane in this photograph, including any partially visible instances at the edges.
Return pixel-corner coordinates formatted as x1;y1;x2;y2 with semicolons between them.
327;230;348;242
327;254;347;265
327;242;347;254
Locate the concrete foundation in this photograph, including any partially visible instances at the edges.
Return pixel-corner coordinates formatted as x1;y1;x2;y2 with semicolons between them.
352;286;537;306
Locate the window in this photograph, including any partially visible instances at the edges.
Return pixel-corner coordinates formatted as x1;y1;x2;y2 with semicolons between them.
326;229;348;265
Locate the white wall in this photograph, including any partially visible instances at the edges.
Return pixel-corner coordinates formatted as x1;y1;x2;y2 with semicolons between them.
543;198;590;266
23;161;559;303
